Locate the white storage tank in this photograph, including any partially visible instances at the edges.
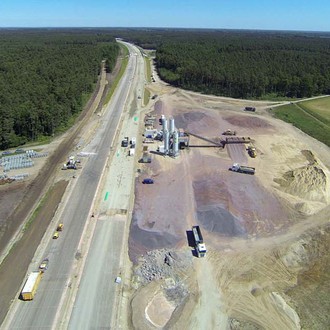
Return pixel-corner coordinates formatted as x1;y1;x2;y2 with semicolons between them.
173;130;179;157
164;129;170;154
169;116;175;134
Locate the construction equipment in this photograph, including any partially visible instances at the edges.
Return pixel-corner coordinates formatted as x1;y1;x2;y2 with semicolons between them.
21;271;42;301
229;163;255;175
192;226;207;257
62;156;80;170
247;146;257;158
222;129;237;136
186;131;222;147
57;223;64;231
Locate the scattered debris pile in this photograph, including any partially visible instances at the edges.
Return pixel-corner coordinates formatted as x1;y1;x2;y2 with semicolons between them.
135;249;192;284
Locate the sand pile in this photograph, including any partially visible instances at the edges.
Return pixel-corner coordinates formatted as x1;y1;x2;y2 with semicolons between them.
275;151;330;205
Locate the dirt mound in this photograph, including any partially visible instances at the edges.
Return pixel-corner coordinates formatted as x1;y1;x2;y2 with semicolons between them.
284;224;330;329
276;165;329;204
224;115;273;129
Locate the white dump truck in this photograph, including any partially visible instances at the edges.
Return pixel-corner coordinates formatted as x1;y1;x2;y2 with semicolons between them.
192;226;207;258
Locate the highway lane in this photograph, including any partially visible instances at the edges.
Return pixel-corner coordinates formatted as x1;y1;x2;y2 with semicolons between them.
3;42;137;329
68;42;146;329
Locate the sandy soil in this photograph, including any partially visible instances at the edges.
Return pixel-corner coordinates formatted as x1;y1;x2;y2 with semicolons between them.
127;64;330;329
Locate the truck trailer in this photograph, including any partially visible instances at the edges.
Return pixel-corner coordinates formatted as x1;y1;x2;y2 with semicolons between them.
21;271;42;301
192;226;207;257
230;163;255;175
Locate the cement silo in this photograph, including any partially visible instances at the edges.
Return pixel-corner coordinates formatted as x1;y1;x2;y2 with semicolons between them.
173;130;179;157
162;116;168;132
164;129;170;154
169;116;175;134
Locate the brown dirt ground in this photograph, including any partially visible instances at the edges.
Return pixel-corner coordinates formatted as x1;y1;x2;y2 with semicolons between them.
0;180;67;322
128;75;330;329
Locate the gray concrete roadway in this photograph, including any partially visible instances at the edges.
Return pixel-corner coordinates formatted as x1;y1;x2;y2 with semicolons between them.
2;42;142;329
68;42;146;329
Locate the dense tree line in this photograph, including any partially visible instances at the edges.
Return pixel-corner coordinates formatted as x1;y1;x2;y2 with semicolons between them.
155;32;330;99
115;28;330;99
0;30;119;150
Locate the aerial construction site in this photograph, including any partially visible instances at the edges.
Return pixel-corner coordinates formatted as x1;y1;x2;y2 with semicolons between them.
126;72;330;329
0;43;329;330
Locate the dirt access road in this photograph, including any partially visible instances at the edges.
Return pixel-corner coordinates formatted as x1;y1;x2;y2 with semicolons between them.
126;61;330;329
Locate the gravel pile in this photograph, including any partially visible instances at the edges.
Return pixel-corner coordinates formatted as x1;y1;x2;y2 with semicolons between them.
135;248;191;284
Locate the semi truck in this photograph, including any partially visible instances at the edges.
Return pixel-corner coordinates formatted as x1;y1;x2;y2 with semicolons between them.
21;271;42;301
230;163;255;175
192;226;207;258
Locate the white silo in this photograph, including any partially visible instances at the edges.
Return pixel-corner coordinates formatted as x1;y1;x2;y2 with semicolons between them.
169;116;175;134
164;129;170;154
173;130;179;157
162;115;168;131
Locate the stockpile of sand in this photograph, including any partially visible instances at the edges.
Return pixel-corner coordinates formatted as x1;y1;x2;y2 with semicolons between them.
283;165;329;203
275;151;330;204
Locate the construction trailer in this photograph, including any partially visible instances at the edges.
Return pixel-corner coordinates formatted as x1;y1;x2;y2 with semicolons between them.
192;226;207;258
21;271;42;301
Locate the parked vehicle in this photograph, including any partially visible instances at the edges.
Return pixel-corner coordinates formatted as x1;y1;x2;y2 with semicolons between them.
229;163;255;175
142;178;154;184
244;106;256;112
53;232;59;239
121;137;129;147
21;271;42;300
192;226;207;257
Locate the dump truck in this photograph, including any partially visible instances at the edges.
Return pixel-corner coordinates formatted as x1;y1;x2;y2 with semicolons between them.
192;226;207;257
222;129;237;136
230;163;255;175
247;146;257;158
21;271;42;301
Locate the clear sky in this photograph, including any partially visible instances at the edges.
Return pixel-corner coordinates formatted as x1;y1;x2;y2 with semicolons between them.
0;0;329;32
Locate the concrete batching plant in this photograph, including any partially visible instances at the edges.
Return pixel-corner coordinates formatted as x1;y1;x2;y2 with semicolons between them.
161;115;179;157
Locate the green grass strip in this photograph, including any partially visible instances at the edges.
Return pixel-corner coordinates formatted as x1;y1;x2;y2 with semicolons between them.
104;43;129;105
145;57;152;83
144;88;150;107
272;104;330;147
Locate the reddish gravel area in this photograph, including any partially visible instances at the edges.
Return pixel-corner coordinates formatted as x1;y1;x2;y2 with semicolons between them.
224;115;274;130
129;103;292;262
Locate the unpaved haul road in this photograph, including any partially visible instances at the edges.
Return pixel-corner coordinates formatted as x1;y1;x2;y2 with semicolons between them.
2;42;140;330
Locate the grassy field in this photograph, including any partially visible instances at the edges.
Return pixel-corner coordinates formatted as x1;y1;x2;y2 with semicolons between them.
145;57;152;83
272;97;330;147
144;88;150;106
